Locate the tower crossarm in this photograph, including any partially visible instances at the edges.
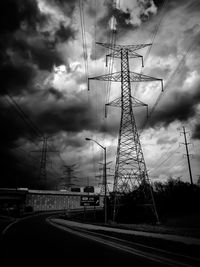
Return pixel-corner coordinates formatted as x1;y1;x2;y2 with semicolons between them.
88;72;121;88
106;51;144;67
105;96;148;118
106;96;147;108
106;51;143;59
129;71;163;90
96;42;152;52
89;71;163;91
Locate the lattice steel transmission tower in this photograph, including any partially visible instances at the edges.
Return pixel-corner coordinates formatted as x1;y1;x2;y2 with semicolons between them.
61;164;77;189
39;136;48;180
89;42;163;222
96;162;113;195
32;136;57;180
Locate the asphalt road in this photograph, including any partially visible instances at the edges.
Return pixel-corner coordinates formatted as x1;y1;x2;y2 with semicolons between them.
0;213;167;267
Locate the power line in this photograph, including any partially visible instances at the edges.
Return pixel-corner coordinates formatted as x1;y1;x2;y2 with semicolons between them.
143;0;169;65
150;146;180;175
149;140;178;171
0;94;43;152
4;93;43;138
180;126;193;185
139;41;195;136
79;0;89;86
169;155;184;170
133;0;168;96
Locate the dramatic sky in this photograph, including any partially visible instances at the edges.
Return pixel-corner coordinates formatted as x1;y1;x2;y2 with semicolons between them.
0;0;200;191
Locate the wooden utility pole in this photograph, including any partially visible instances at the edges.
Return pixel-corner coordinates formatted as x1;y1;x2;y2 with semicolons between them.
181;126;193;185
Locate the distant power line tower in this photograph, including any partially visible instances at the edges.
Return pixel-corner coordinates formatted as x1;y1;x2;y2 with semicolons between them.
59;164;78;189
32;136;57;180
96;162;113;195
89;42;163;222
39;136;49;180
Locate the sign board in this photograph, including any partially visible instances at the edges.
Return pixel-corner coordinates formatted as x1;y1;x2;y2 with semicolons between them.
83;186;94;193
80;195;100;206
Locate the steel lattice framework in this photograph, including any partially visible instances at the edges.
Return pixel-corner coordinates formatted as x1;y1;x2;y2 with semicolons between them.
32;136;58;180
32;136;49;180
39;136;48;180
89;42;163;222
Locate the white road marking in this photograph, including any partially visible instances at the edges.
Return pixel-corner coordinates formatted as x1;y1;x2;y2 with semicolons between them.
48;219;198;267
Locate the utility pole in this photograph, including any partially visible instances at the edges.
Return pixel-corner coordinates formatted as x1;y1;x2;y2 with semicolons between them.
181;126;193;185
88;43;163;223
85;138;108;224
32;136;58;180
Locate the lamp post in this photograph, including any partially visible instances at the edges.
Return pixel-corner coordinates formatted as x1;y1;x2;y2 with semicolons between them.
85;138;107;224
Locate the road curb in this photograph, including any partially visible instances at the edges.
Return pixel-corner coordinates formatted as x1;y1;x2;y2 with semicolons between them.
50;218;200;246
1;218;19;235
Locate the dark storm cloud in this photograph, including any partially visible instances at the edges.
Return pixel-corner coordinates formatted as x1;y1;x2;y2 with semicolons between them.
153;0;165;9
0;63;36;96
0;143;56;189
47;87;64;99
12;37;64;71
0;147;38;188
142;0;200;136
0;0;46;35
192;123;200;140
0;100;41;188
36;105;92;133
47;0;78;16
0;100;33;145
0;0;76;96
33;95;97;134
55;23;76;43
0;92;65;188
148;82;200;128
0;0;45;94
0;86;100;142
0;0;79;187
17;86;118;137
113;8;134;31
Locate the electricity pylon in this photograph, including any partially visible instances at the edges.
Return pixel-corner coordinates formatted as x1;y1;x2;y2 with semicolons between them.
88;42;163;223
32;136;58;180
59;164;78;189
96;162;113;195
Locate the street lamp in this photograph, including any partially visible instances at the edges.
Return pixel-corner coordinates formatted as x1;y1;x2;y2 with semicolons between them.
85;138;107;224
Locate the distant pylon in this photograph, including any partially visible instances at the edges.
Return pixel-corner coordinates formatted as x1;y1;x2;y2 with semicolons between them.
88;42;163;223
96;162;113;195
60;164;77;189
39;136;48;180
32;136;58;180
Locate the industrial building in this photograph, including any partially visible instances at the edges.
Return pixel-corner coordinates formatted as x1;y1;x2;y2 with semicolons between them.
0;188;104;216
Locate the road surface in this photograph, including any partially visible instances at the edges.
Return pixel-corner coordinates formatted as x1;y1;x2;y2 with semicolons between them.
1;213;199;267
